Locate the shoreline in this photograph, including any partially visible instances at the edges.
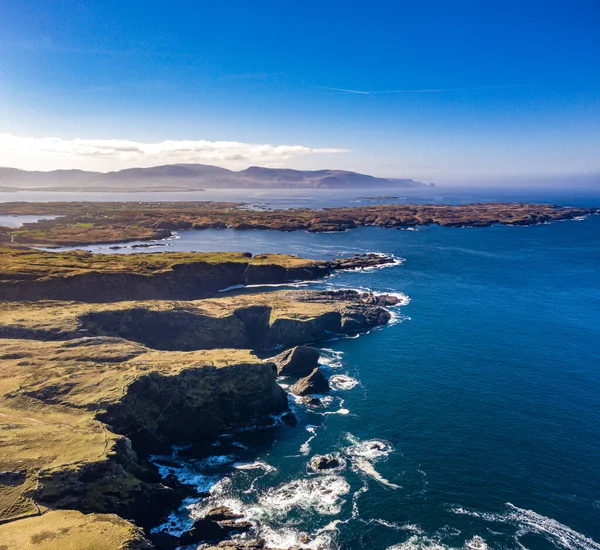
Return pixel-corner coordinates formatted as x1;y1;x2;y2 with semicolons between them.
0;201;596;247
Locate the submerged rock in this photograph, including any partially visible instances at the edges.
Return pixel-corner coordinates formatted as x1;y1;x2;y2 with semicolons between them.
290;368;330;396
205;506;244;522
272;345;320;376
281;412;298;426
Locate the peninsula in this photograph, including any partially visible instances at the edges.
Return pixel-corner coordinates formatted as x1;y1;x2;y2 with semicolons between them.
0;246;398;549
0;201;595;247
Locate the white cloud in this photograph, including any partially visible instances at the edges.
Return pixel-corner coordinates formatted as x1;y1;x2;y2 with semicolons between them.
0;134;348;172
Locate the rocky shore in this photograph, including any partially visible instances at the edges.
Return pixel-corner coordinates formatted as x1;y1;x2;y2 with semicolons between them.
0;247;395;302
0;245;400;550
0;201;595;247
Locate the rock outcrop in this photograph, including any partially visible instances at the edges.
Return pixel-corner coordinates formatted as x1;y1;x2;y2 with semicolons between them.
0;290;393;350
290;368;330;396
310;455;341;471
271;345;320;376
0;248;396;302
0;287;399;549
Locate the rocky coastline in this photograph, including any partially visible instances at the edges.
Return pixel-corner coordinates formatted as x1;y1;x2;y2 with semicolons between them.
0;248;402;549
0;201;595;247
0;248;395;302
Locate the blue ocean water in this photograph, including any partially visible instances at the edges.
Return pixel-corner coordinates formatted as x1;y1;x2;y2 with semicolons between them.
142;213;600;550
7;188;599;549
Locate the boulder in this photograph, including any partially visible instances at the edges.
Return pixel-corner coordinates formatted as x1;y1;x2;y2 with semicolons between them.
281;412;298;426
272;346;320;376
179;507;251;545
179;517;225;545
301;396;322;407
205;506;244;522
289;368;330;396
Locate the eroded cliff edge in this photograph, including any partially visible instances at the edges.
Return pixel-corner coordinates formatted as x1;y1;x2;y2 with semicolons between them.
0;281;398;549
0;247;395;302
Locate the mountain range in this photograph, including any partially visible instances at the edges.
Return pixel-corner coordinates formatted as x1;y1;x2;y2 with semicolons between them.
0;164;433;191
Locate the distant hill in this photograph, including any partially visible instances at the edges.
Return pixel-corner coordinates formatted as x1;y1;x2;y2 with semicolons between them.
0;164;434;191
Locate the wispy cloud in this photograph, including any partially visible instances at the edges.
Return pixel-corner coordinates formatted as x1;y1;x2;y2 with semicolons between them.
316;83;531;95
0;134;348;171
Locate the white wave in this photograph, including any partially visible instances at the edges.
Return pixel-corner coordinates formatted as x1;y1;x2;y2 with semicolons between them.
300;425;319;455
351;479;369;519
452;503;600;549
151;458;217;492
319;348;344;369
387;535;455;549
256;525;336;550
330;374;359;391
389;309;412;326
322;398;350;415
344;434;394;460
197;454;235;468
352;457;401;489
373;519;424;534
233;460;276;472
258;475;351;516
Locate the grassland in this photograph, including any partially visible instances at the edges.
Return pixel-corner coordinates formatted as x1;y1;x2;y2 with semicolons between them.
0;201;594;246
0;247;314;282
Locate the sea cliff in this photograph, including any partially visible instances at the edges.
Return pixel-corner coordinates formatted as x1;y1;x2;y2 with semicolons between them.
0;248;398;549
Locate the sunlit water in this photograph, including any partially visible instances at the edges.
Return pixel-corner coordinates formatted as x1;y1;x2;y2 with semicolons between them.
4;188;600;549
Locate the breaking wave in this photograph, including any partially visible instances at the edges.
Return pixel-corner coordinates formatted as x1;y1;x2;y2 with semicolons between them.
452;503;600;549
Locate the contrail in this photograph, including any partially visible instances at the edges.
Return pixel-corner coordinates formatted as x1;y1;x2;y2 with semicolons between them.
317;86;371;95
316;83;531;95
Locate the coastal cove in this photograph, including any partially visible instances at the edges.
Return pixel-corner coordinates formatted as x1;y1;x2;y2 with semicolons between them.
0;196;599;549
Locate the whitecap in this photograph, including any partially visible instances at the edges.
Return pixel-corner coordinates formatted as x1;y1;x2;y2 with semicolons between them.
344;434;394;460
452;503;600;549
319;348;344;369
233;461;276;472
352;457;401;489
300;425;319;455
258;475;351;516
373;519;424;534
387;535;455;549
329;374;359;391
255;525;336;550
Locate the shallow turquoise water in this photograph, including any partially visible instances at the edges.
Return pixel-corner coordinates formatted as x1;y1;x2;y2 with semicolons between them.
143;213;600;550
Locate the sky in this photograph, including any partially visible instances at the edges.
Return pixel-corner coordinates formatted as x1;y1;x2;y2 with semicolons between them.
0;0;599;185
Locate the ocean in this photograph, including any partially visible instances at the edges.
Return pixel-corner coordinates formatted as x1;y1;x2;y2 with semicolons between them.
4;187;600;549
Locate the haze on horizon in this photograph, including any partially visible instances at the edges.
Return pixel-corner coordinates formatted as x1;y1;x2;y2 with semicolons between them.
0;0;598;187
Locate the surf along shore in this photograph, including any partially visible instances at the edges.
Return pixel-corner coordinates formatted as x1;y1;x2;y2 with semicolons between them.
0;200;596;549
0;201;595;247
0;244;402;550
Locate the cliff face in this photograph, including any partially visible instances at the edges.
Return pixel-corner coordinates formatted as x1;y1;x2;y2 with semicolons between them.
0;289;396;548
0;290;394;350
0;256;327;303
0;248;394;302
98;361;288;454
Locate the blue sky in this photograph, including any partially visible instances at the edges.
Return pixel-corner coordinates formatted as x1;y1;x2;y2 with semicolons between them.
0;0;599;184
